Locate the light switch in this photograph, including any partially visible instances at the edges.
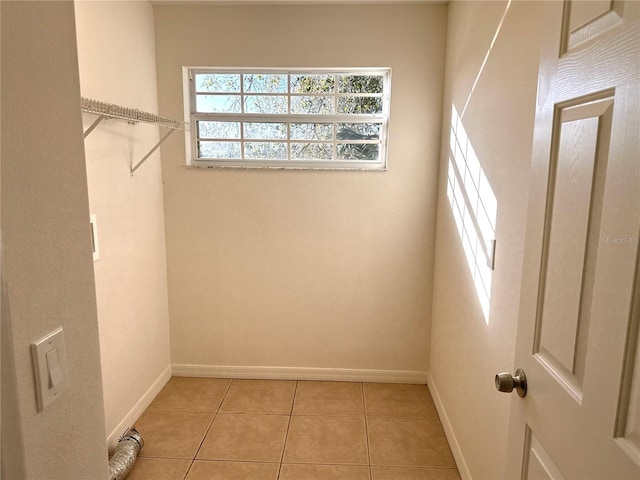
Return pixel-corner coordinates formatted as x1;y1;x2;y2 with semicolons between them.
31;327;68;411
46;348;63;388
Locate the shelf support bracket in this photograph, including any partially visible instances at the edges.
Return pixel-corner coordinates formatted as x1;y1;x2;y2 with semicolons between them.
130;127;178;176
83;115;106;138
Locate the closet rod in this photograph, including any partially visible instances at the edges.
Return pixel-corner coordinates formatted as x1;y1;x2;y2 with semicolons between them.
81;97;189;176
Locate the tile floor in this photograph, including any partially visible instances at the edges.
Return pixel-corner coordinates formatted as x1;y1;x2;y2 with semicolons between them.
127;377;461;480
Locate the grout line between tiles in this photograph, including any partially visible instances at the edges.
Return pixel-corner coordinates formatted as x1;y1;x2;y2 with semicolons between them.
187;458;281;465
145;407;222;414
362;383;373;480
137;454;196;461
370;462;460;468
281;461;376;466
365;414;442;420
209;411;295;417
190;379;234;464
276;380;298;480
373;465;460;470
182;459;195;480
290;412;366;417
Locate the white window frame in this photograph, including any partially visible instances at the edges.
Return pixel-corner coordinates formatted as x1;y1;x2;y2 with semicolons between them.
182;67;391;170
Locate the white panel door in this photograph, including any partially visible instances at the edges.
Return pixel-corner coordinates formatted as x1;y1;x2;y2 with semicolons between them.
505;1;640;478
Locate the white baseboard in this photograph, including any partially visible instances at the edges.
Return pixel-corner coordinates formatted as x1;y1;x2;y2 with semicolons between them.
428;373;472;480
106;364;172;452
172;364;428;384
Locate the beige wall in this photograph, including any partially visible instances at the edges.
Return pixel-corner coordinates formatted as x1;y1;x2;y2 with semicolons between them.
429;1;543;478
74;0;172;448
0;1;108;478
154;4;446;378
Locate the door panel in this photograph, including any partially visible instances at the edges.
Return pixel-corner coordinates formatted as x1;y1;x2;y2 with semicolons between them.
506;1;640;478
523;426;566;480
568;0;615;32
536;96;614;397
565;1;625;52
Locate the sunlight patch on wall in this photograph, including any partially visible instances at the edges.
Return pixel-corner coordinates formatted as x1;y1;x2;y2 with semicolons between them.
447;105;497;323
459;0;512;119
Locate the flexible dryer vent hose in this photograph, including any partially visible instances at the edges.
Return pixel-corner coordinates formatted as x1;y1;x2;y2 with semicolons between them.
108;428;144;480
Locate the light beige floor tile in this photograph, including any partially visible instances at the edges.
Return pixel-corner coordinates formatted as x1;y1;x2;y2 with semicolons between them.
364;383;438;418
136;410;214;459
279;463;370;480
148;377;231;412
196;413;289;462
372;466;461;480
126;458;191;480
368;417;456;468
283;415;368;465
219;379;296;414
292;381;364;416
185;460;279;480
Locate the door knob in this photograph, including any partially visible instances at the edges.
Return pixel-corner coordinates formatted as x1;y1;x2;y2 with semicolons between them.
495;368;527;397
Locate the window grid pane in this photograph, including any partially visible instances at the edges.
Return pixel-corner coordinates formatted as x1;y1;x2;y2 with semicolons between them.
195;121;382;161
190;69;389;167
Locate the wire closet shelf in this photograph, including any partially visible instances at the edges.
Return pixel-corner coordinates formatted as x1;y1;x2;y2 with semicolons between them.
81;96;189;175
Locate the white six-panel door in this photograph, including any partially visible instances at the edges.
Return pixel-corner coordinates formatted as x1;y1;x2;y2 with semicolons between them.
506;1;640;478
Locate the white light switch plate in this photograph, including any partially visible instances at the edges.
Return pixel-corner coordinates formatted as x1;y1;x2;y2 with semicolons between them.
31;327;68;411
487;239;496;270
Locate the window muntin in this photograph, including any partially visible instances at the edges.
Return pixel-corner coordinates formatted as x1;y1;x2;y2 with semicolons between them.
185;68;390;170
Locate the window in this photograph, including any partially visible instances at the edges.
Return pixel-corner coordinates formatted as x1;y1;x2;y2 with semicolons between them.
183;68;391;170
